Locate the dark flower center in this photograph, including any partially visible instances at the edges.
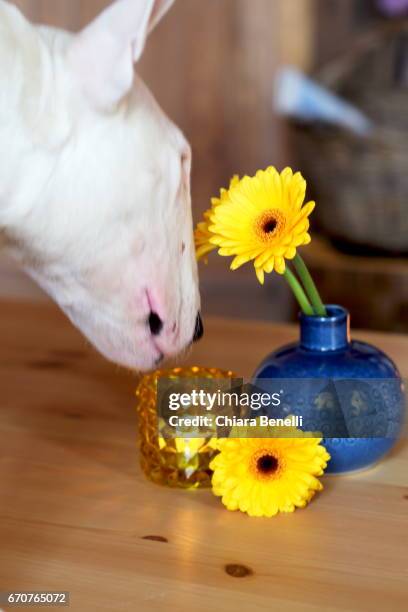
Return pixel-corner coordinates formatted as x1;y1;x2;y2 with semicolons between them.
262;219;277;234
256;454;279;475
255;209;286;242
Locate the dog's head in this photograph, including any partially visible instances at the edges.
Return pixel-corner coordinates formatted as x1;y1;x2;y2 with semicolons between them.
5;0;201;370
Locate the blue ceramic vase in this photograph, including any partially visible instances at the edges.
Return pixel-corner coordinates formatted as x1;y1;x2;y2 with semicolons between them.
253;305;405;473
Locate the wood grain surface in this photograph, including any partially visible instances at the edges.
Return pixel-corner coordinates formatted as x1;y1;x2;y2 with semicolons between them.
0;300;407;612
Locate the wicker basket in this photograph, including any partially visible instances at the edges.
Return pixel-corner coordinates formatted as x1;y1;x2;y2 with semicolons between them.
291;21;408;254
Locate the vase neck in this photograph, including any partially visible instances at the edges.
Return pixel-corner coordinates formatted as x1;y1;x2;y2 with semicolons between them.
300;305;350;351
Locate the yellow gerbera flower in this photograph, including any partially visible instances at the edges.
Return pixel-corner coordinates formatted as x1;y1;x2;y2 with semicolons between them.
210;432;330;517
194;175;240;262
208;167;314;284
194;214;216;263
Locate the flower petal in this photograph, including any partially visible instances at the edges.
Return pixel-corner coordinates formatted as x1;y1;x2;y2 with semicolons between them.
274;256;286;274
255;267;265;285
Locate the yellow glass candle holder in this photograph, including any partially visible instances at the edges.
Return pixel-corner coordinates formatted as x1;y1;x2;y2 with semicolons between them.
135;366;235;489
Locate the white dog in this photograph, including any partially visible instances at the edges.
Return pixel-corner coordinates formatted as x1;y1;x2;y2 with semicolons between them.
0;0;202;370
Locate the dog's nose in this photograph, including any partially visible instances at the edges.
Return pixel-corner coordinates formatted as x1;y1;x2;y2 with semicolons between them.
193;313;204;343
148;312;163;336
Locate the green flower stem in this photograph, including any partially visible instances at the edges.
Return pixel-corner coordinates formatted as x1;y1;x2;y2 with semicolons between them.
293;254;327;316
284;268;314;316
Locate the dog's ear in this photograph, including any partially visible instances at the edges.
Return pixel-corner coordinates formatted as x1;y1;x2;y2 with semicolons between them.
66;0;175;110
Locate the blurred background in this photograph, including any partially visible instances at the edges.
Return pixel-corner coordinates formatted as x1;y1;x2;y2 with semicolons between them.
2;0;408;333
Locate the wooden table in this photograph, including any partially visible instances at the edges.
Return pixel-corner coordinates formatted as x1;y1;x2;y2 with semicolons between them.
0;301;407;612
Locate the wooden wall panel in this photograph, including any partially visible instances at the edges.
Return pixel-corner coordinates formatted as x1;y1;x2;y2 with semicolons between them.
280;0;316;70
